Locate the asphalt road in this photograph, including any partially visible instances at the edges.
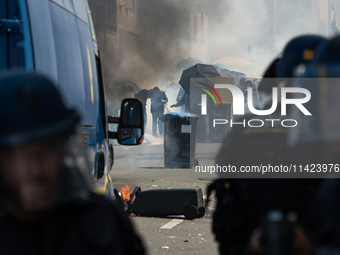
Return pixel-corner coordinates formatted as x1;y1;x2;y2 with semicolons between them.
110;140;222;255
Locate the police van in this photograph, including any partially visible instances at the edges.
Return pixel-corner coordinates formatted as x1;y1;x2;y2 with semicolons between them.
0;0;143;200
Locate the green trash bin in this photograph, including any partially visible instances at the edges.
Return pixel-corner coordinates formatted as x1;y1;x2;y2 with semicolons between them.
160;113;199;168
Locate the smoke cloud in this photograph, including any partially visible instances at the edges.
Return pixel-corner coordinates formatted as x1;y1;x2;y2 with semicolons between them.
208;0;319;77
116;0;323;88
104;0;329;139
117;0;192;89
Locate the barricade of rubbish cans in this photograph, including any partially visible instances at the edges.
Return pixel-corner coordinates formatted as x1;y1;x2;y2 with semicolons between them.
160;113;199;168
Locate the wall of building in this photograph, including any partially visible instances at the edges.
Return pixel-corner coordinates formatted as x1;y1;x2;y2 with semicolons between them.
89;0;213;90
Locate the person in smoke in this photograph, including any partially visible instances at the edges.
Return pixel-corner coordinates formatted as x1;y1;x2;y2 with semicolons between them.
244;80;259;113
150;87;168;137
176;88;186;112
135;89;151;129
171;86;202;113
162;79;180;113
120;82;135;99
0;72;145;255
238;77;247;92
171;87;190;112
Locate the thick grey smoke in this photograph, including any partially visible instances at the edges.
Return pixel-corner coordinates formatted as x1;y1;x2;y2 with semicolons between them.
104;0;330;141
118;0;192;89
117;0;325;88
208;0;322;77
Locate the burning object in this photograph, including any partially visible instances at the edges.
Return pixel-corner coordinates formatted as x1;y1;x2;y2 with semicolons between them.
126;187;205;220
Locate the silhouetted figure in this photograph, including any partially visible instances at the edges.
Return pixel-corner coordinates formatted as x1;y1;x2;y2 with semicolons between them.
135;89;150;129
150;87;168;137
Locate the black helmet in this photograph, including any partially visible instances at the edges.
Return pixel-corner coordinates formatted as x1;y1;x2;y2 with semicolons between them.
0;72;79;147
276;35;328;78
258;35;327;92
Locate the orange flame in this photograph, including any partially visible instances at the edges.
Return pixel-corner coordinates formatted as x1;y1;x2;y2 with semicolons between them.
129;213;140;217
120;185;131;201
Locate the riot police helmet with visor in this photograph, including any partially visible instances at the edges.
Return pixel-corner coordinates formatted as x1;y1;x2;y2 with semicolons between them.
288;36;340;164
0;72;92;217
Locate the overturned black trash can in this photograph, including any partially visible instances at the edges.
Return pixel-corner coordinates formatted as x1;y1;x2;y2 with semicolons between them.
160;113;199;168
128;187;205;220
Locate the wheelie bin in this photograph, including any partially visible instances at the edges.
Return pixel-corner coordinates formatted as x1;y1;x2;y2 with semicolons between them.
160;113;199;168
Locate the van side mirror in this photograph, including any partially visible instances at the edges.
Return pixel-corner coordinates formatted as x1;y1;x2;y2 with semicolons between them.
117;99;144;145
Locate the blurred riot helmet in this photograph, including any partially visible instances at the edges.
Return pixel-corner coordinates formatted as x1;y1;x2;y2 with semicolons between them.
288;36;340;156
0;72;92;215
259;35;327;93
276;35;328;78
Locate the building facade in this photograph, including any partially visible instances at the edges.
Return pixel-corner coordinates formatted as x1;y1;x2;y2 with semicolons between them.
88;0;213;91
